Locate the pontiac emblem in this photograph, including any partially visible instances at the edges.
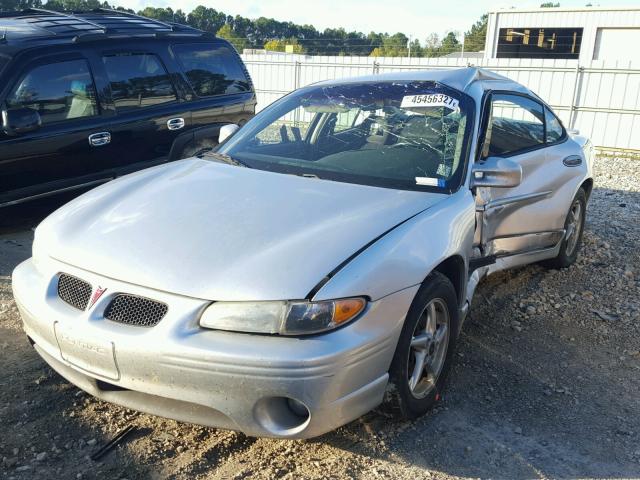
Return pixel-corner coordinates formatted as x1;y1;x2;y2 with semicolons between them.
88;286;107;309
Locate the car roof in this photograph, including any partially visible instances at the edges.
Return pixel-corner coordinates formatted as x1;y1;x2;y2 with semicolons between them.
312;67;534;97
0;8;211;49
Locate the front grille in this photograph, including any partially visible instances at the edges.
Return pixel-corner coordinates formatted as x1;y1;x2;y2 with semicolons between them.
57;273;92;311
104;294;168;327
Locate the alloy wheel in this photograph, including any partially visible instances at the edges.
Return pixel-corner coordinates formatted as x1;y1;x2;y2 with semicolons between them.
407;298;450;399
565;199;583;256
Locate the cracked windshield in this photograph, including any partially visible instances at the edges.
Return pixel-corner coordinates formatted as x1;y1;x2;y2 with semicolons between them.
219;81;473;191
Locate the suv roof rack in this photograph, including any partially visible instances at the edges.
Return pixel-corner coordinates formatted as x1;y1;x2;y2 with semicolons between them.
0;8;211;43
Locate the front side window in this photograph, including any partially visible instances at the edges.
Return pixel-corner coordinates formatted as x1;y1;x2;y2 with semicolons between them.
6;59;97;124
218;81;474;192
172;43;250;97
497;27;583;59
485;94;544;157
103;53;176;112
545;107;565;143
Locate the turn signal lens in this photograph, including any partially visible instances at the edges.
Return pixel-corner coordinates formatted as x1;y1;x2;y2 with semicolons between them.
333;298;366;325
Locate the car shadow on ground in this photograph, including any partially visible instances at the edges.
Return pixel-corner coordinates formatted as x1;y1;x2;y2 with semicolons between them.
1;185;638;479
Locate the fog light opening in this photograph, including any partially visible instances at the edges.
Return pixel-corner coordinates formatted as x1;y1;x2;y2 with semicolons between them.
253;396;311;437
287;398;308;418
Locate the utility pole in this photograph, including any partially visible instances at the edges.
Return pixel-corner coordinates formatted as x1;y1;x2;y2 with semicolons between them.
408;34;412;58
460;32;465;60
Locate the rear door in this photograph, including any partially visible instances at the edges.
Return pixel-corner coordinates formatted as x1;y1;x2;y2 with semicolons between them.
97;47;192;173
0;53;113;204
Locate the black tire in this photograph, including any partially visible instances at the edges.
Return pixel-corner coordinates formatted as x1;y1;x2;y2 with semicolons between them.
387;272;459;419
542;188;587;269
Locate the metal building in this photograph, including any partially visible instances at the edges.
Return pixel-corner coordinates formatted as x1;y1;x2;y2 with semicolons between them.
484;7;640;63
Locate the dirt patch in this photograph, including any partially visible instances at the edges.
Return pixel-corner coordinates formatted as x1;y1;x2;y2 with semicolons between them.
1;157;639;479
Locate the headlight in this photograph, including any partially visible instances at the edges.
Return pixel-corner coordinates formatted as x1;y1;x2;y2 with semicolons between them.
199;298;366;335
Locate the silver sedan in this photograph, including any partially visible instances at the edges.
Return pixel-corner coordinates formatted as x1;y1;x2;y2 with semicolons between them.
12;67;593;438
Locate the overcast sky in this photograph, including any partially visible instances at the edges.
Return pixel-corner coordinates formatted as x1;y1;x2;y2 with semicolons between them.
111;0;640;40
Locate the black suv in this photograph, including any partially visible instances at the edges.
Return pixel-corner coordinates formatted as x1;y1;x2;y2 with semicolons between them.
0;9;256;208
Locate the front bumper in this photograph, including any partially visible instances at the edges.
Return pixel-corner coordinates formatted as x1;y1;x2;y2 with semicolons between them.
12;257;417;438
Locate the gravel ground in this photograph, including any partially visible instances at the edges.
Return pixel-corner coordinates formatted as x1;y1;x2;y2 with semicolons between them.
1;156;639;480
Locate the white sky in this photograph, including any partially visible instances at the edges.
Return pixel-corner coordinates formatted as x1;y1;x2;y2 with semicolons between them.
110;0;640;41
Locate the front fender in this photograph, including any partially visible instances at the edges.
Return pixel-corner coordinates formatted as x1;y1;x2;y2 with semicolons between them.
312;189;476;302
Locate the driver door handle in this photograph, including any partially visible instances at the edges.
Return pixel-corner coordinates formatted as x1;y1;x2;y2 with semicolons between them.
88;132;111;147
167;118;185;131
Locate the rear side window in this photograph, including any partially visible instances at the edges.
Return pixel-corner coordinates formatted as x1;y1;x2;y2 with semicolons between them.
545;107;565;143
486;94;545;156
6;59;97;124
103;53;176;112
172;43;251;97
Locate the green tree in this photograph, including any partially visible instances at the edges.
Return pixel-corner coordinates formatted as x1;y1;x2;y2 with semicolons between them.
540;2;560;6
464;14;487;52
0;0;42;11
371;32;408;57
408;38;423;57
187;6;226;33
138;7;185;24
264;37;305;53
440;31;460;55
217;23;248;53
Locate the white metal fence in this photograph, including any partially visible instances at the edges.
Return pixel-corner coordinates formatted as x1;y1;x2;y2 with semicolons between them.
241;53;640;154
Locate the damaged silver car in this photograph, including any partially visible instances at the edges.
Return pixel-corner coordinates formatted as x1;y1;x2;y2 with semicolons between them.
13;67;593;438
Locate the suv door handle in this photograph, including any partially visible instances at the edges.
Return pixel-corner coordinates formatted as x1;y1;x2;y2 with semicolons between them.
88;132;111;147
167;118;185;131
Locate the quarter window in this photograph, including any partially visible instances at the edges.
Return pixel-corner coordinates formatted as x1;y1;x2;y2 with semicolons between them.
485;94;545;157
545;107;564;143
172;43;251;97
6;59;97;124
103;53;176;111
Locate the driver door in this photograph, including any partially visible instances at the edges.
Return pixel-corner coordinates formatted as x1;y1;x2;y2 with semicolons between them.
0;54;111;204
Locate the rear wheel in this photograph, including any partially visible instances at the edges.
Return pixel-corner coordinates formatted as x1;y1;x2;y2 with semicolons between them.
543;188;587;269
387;272;459;419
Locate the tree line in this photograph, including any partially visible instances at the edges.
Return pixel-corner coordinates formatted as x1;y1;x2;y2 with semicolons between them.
0;0;488;57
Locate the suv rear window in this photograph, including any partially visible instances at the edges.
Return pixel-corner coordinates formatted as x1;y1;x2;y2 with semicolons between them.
6;59;97;125
172;43;251;97
103;53;176;112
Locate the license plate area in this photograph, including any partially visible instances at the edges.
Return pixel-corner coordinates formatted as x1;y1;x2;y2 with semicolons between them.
54;322;119;380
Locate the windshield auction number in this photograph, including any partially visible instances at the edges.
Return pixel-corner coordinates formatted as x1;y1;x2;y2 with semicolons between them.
401;94;459;111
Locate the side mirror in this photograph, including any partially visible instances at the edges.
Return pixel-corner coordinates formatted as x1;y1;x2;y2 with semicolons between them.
218;123;240;144
471;156;522;188
2;108;42;136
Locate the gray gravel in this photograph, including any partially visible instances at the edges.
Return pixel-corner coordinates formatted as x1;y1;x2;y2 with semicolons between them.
1;156;639;479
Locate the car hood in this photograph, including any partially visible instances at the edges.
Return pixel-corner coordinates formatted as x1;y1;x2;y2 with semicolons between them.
37;158;446;300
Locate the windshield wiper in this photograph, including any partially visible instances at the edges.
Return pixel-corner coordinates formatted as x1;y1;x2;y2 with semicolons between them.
203;151;250;168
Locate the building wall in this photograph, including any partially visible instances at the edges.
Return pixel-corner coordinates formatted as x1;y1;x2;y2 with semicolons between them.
484;8;640;62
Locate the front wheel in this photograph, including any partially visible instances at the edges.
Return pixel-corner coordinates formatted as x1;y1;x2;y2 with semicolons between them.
387;272;459;419
543;188;587;269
